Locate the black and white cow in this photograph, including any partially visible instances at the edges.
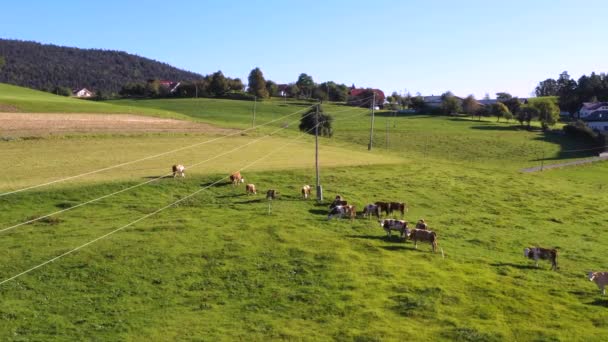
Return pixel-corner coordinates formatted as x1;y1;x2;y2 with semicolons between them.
524;247;558;270
328;205;356;220
363;204;381;219
379;219;409;238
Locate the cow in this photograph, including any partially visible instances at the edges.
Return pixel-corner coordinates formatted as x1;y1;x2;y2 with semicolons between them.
415;219;428;230
524;247;558;271
588;271;608;295
409;229;438;252
230;171;245;186
246;184;257;195
379;219;409;238
330;195;347;209
266;189;277;200
389;202;408;217
301;185;312;199
375;201;390;216
362;204;381;219
328;205;356;220
172;164;185;178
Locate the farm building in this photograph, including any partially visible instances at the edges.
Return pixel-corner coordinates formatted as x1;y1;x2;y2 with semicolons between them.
72;88;93;97
582;111;608;132
579;102;608;119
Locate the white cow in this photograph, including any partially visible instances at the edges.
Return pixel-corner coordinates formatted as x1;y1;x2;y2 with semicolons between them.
172;164;185;178
588;271;608;295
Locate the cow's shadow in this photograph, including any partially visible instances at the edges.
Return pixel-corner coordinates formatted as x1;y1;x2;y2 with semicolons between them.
346;234;407;243
200;181;231;188
380;245;411;251
309;209;328;216
143;175;173;179
235;198;265;204
490;262;538;270
588;299;608;307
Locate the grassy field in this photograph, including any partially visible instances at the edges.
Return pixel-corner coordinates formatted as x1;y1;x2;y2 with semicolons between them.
1;92;607;340
0;83;188;119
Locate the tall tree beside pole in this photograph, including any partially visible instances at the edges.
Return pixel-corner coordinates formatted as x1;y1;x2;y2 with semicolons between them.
368;92;376;151
315;104;323;201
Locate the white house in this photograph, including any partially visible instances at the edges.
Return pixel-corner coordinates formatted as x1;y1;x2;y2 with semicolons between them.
73;88;93;98
582;111;608;132
579;102;608;118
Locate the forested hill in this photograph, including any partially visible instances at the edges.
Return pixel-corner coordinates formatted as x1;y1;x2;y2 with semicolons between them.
0;39;202;93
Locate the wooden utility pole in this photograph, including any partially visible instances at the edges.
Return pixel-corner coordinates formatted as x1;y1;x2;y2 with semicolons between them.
315;104;323;201
252;96;257;127
385;118;389;150
368;92;376;151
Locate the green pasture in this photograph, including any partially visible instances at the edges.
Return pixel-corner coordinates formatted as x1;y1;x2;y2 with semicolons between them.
0;87;607;340
0;83;187;119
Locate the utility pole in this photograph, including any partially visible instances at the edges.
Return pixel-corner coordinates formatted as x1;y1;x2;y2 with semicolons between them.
540;149;545;171
368;92;376;150
315;104;323;201
252;96;257;127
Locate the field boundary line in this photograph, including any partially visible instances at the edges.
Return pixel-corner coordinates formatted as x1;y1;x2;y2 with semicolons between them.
0;122;328;286
0;104;316;198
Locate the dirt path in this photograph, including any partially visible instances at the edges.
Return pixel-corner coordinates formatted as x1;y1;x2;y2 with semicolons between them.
0;113;238;136
521;156;608;172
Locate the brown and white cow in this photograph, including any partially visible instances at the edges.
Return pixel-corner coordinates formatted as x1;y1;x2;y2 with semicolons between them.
524;247;558;271
588;271;608;295
363;204;381;219
301;185;312;199
379;219;409;238
266;189;277;200
245;184;257;195
172;164;185;178
230;171;245;186
409;229;438;252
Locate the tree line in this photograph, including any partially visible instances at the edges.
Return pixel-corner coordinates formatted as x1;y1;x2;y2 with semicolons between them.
0;39;202;93
535;71;608;115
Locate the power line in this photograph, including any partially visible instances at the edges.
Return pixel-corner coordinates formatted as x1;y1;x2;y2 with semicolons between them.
0;109;320;234
0;123;322;286
0;104;316;198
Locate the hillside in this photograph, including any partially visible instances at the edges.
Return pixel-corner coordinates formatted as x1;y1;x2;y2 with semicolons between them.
0;39;202;93
0;83;187;119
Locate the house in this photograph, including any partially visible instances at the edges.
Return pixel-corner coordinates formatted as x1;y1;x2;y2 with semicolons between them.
73;88;93;98
582;110;608;132
348;87;385;107
423;95;463;108
579;102;608;119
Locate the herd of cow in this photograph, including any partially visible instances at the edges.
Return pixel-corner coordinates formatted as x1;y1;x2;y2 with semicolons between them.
171;165;608;295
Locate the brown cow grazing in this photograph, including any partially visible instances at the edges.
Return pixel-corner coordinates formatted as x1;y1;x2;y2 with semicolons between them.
245;184;257;195
415;219;428;230
363;204;381;219
375;201;390;216
266;189;277;200
588;272;608;295
230;171;245;186
389;202;407;217
379;219;409;238
172;164;185;178
524;247;558;270
409;229;438;252
301;185;312;199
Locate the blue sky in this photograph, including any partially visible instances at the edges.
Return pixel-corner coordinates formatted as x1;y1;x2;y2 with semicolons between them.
2;0;607;98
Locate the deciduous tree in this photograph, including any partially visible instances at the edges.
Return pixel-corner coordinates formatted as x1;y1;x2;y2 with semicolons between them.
247;67;269;98
299;105;333;137
462;95;480;117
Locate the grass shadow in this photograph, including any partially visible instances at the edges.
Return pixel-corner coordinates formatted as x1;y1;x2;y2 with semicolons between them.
490;262;538;270
469;125;528;132
143;175;173;179
587;299;608;307
380;245;410;251
235;198;263;204
200;181;231;188
309;209;328;216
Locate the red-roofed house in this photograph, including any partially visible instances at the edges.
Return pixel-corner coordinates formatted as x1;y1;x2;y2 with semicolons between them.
348;87;385;108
